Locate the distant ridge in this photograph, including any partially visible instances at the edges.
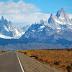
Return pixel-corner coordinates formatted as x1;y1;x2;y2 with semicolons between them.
0;8;72;50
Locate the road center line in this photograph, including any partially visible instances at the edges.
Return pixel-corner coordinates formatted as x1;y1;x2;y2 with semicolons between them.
16;54;25;72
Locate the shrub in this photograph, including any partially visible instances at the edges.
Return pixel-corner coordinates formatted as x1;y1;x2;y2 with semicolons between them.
54;61;60;65
30;55;38;59
23;52;27;54
66;65;71;72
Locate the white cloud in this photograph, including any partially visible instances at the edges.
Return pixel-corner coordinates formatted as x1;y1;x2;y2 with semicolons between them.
0;1;49;26
0;0;40;14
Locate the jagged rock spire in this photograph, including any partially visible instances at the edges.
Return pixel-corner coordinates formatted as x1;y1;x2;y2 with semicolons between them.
1;16;4;21
48;13;55;24
56;8;65;18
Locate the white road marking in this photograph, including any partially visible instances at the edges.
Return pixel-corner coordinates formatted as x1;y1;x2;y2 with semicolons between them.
16;54;25;72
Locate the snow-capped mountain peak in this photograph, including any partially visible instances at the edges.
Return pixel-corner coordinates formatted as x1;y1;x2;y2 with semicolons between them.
0;16;23;39
56;8;65;18
56;8;71;24
48;13;56;24
0;8;72;48
0;8;72;41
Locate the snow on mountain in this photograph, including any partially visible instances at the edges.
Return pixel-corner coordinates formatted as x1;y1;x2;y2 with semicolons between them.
47;8;72;31
56;8;65;18
0;8;72;48
68;14;72;19
0;8;72;42
56;8;71;25
48;13;59;29
19;8;72;48
0;16;22;39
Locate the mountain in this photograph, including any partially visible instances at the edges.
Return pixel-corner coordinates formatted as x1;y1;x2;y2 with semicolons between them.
19;8;72;48
0;16;23;39
56;8;71;24
56;8;65;18
0;8;72;49
20;23;72;48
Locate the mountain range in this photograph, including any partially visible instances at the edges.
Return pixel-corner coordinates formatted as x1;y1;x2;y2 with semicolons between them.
0;8;72;50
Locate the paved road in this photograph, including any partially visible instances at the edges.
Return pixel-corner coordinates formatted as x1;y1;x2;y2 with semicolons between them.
0;52;22;72
0;52;63;72
17;52;63;72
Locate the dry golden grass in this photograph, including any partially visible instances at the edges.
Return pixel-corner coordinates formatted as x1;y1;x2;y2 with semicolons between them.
18;49;72;72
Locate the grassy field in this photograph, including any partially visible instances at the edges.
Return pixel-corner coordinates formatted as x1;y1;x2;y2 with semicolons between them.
18;49;72;72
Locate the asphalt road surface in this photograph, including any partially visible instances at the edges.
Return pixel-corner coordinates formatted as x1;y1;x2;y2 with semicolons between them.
17;52;63;72
0;52;63;72
0;52;22;72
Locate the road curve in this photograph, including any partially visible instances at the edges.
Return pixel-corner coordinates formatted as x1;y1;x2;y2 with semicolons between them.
0;52;23;72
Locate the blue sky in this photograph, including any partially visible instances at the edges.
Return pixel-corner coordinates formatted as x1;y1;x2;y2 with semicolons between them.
24;0;72;13
0;0;72;13
0;0;72;25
